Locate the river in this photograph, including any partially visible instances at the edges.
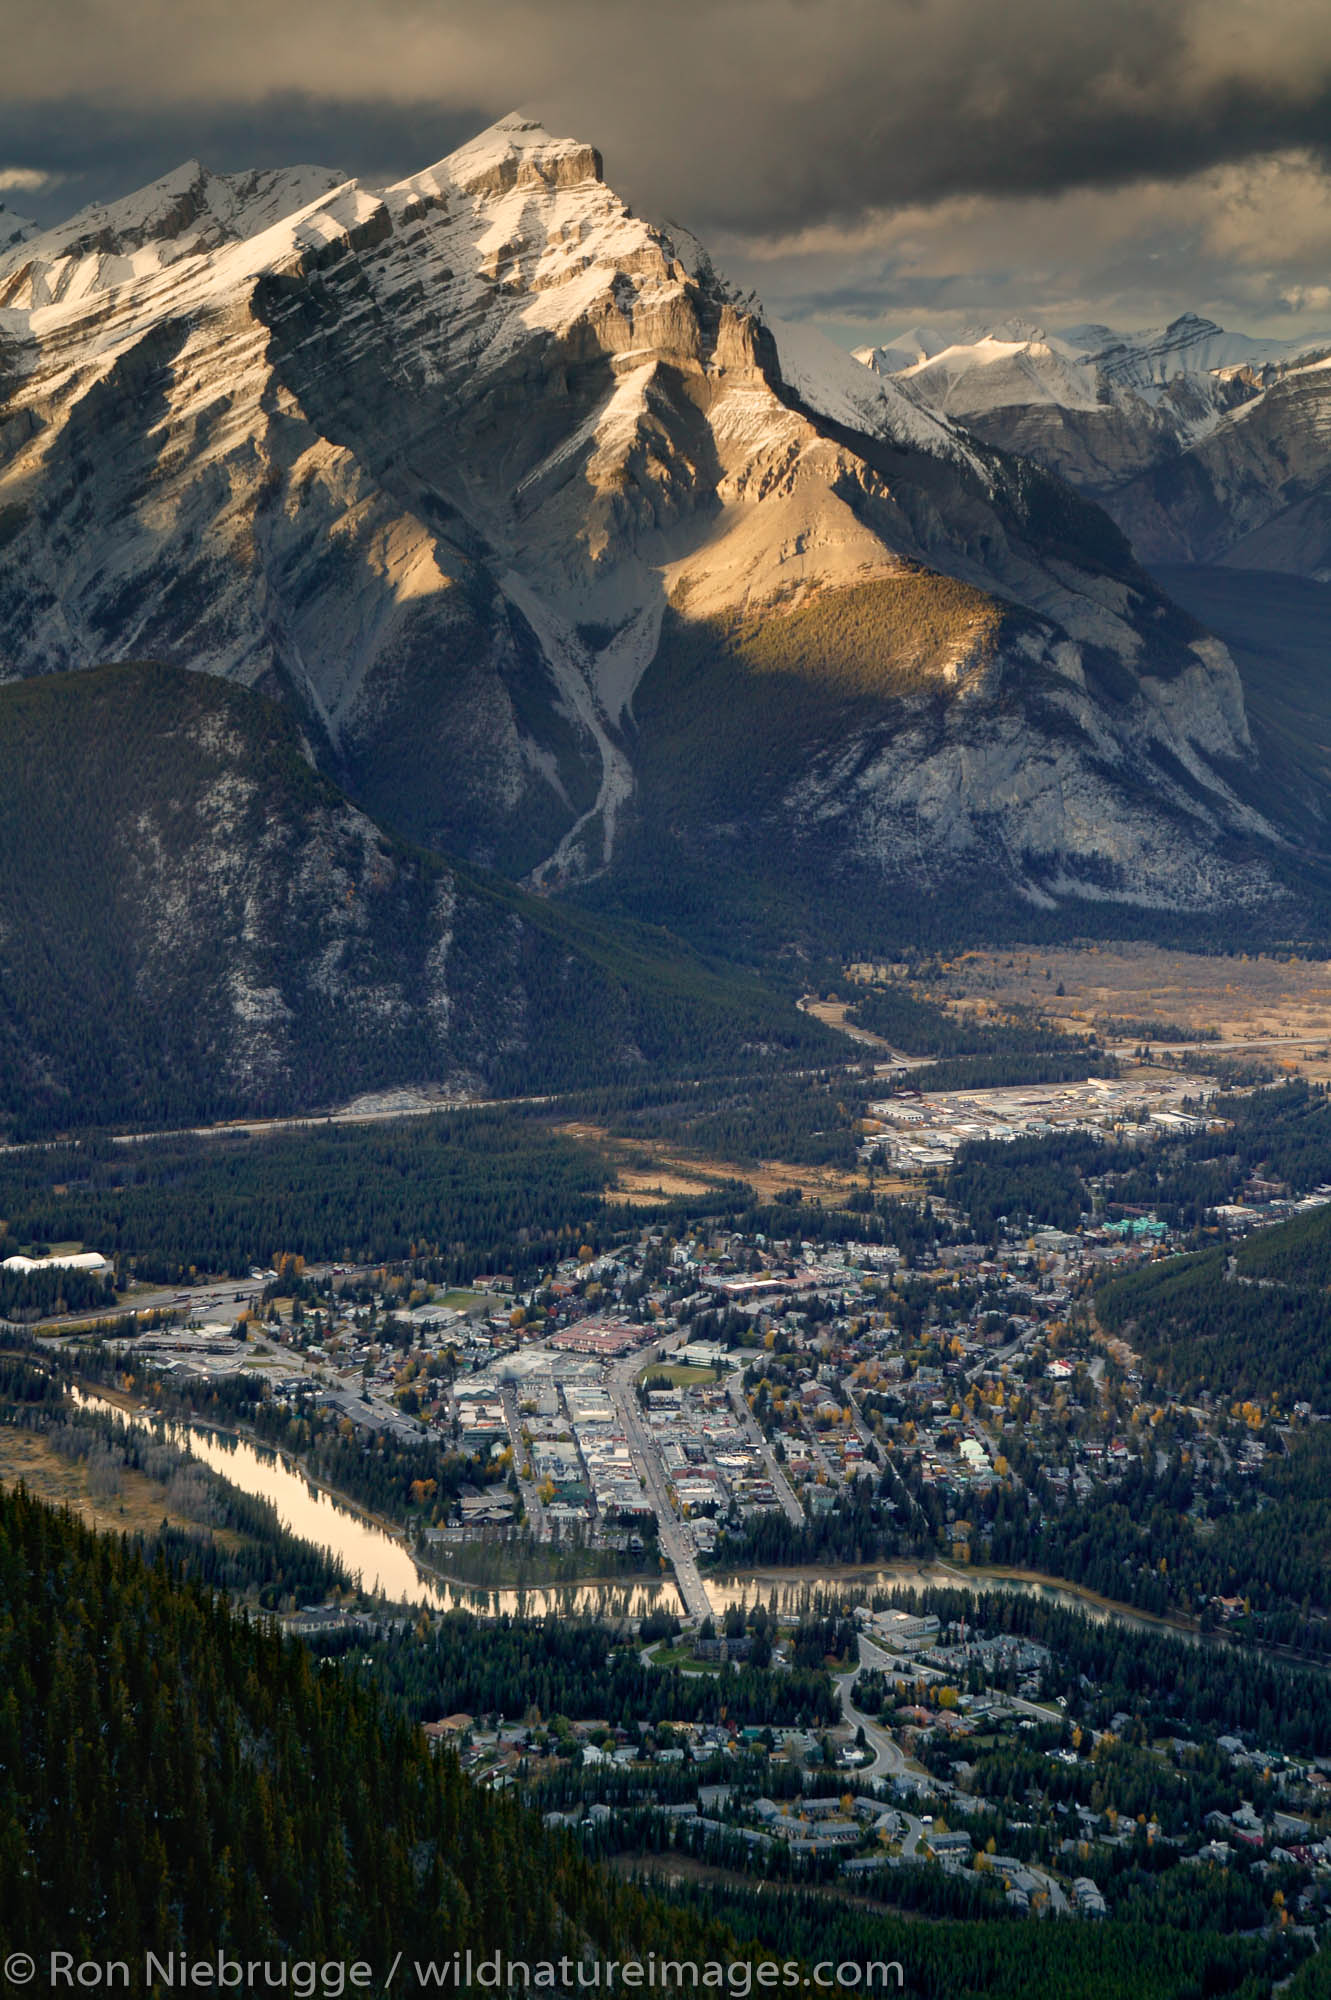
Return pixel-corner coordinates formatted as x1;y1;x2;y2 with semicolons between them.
709;1561;1211;1640
75;1391;683;1619
76;1392;1243;1648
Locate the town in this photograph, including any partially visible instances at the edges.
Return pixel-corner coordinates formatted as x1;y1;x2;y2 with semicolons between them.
409;1590;1331;1928
9;1062;1331;1932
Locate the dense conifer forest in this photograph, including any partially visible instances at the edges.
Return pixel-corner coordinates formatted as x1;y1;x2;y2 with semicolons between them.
0;1106;954;1285
0;665;834;1139
0;1485;743;1971
2;1486;1323;1994
351;1614;839;1731
0;1112;613;1283
1097;1200;1331;1404
667;1880;1309;2000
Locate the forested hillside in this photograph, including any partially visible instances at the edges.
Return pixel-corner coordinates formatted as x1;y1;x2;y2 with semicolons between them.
1097;1199;1331;1404
356;1613;839;1731
0;664;827;1137
0;1485;730;1968
2;1484;1320;1994
0;1110;613;1284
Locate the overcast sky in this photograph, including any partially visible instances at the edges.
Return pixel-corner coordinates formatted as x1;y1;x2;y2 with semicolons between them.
7;0;1331;343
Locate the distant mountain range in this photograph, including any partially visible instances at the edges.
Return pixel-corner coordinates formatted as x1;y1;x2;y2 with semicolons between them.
0;116;1303;936
856;314;1331;575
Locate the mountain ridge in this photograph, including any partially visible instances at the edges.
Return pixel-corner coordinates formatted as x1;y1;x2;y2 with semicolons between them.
859;312;1331;578
0;115;1310;940
0;659;829;1135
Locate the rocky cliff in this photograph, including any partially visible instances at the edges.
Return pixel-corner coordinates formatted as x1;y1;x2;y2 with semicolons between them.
0;120;1297;932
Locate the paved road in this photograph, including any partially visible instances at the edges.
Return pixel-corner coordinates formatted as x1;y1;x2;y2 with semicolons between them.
502;1385;551;1541
32;1273;271;1333
607;1338;714;1622
795;997;909;1060
1003;1690;1069;1728
965;1327;1036;1383
834;1661;906;1778
32;1255;367;1335
0;1090;558;1161
1029;1864;1069;1914
838;1385;880;1470
1106;1032;1331;1059
896;1802;1064;1905
15;1042;888;1166
724;1371;805;1525
106;1097;488;1149
31;1260;452;1446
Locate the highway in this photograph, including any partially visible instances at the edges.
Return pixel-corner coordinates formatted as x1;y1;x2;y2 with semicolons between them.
30;1258;355;1342
26;1272;272;1336
1106;1031;1331;1061
105;1096;482;1150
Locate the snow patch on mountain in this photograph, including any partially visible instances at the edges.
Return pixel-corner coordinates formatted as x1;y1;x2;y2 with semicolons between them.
853;325;949;374
895;329;1104;417
0;162;347;310
1089;313;1330;396
0;205;34;257
772;315;981;468
0;114;1286;911
852;307;1331;574
859;312;1331;442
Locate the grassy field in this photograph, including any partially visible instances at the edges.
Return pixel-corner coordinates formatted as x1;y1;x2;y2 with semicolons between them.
558;1122;875;1205
635;1363;718;1388
0;1428;238;1544
644;1641;721;1671
925;942;1331;1072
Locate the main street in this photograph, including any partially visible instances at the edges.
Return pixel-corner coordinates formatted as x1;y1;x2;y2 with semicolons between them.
724;1369;805;1526
607;1336;714;1622
501;1384;552;1541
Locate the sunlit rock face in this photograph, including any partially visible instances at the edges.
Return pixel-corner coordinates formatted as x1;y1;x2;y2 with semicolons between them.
0;119;1283;914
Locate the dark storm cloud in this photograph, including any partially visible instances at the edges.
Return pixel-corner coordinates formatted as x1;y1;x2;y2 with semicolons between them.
7;0;1331;240
0;94;486;226
794;271;980;320
9;0;1331;341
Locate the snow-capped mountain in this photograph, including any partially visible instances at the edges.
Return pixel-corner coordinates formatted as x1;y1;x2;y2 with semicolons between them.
0;160;348;309
0;205;34;257
1087;314;1315;392
866;323;1106;419
864;313;1331;574
0;118;1293;922
853;325;952;375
